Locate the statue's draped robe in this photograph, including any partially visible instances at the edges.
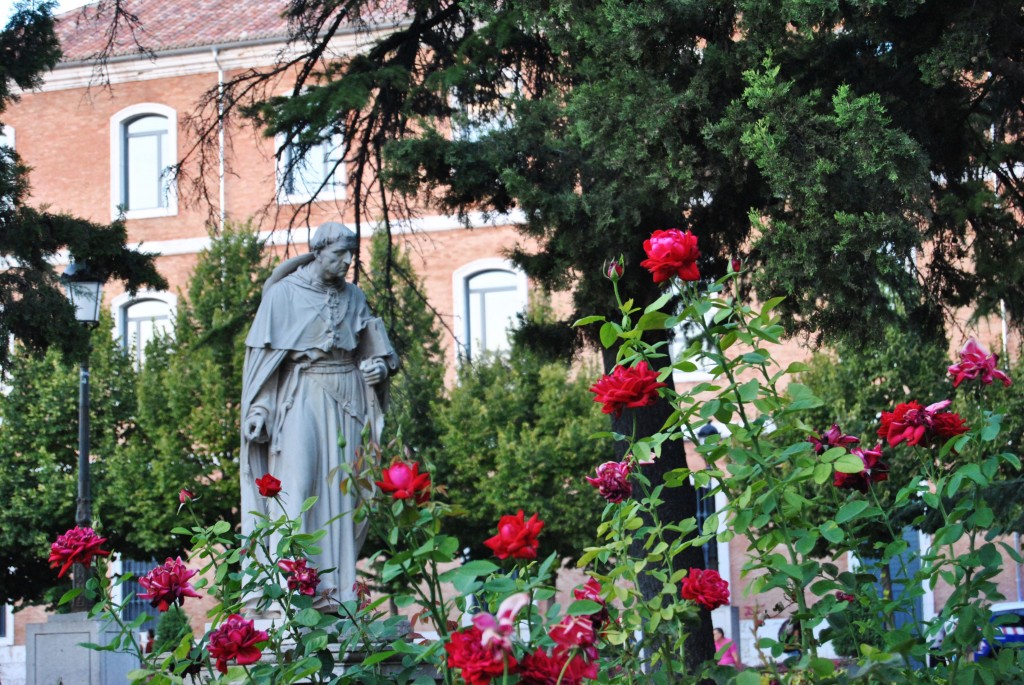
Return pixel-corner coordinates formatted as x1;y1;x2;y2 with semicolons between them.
240;265;397;608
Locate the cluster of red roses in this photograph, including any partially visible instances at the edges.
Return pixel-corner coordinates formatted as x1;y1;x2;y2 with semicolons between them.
445;579;608;685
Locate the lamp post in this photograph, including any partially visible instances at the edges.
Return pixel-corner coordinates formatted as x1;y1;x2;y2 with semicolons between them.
60;262;105;612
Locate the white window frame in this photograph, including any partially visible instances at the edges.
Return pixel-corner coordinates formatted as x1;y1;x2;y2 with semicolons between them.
110;290;177;367
451;258;528;361
275;130;346;205
109;103;178;220
671;298;719;382
0;124;14;149
0;603;13;646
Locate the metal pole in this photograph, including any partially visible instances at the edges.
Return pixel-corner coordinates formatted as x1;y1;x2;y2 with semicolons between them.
71;358;91;612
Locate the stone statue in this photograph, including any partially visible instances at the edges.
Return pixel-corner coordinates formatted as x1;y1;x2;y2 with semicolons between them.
239;222;398;609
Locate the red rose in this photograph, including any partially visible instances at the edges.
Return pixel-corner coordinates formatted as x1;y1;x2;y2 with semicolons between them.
255;473;282;497
48;526;110;578
484;510;544;560
604;260;624;281
640;228;700;283
549;615;597;660
836;592;856;602
207;614;268;674
445;626;513;685
179;488;195;503
517;648;598;685
376;461;431;504
832;444;888;493
589;361;667;418
680;568;729;611
948;338;1012;388
574;578;610;630
277;558;320;596
138;557;201;611
585;460;632;503
879;400;968;448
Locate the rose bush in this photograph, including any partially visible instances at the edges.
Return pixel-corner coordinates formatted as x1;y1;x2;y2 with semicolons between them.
63;226;1024;685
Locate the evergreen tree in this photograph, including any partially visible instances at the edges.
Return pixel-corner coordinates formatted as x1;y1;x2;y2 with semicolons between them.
0;1;164;370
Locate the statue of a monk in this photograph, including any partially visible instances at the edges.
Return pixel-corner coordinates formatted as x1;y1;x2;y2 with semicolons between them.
240;222;398;610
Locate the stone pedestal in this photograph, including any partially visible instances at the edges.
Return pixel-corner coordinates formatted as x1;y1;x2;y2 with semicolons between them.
26;613;138;685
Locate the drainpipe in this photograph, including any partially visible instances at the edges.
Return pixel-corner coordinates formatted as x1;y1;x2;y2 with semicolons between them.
212;47;226;231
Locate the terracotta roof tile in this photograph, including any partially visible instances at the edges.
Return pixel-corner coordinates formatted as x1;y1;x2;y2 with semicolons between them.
56;0;297;62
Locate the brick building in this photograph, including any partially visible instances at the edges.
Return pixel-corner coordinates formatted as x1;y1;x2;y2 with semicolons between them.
2;1;1022;681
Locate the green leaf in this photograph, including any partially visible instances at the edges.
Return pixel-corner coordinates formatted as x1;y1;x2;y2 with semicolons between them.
572;315;605;327
738;379;759;402
361;650;398;666
59;588;83;606
599;322;619;348
761;296;786;314
300;496;318;513
820;521;844;543
645;291;673;314
834;453;866;473
295;608;321;627
211;520;231;535
567;599;603;616
835;500;869;524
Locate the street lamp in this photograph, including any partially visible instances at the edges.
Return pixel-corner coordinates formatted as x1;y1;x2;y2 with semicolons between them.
60;262;106;611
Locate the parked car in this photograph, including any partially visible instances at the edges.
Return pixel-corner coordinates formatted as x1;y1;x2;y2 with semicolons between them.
974;601;1024;658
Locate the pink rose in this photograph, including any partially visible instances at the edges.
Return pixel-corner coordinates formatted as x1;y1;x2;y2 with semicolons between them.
376;461;431;504
640;228;700;283
585;461;632;503
472;592;529;654
948;338;1012;388
138;557;201;611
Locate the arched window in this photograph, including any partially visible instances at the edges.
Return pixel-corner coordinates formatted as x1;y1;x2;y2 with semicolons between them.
110;104;178;219
453;259;528;360
276;129;345;204
111;292;176;368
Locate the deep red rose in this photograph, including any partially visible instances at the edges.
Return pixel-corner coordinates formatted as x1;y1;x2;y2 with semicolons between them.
277;558;320;596
604;260;624;281
48;526;110;578
730;258;743;274
207;614;268;674
589;361;667;418
376;461;431;504
808;424;859;455
445;626;513;685
549;615;597;660
949;338;1012;388
680;568;730;611
836;592;856;602
933;412;969;440
138;557;201;611
179;488;195;503
585;460;632;503
879;400;968;448
255;473;282;497
517;648;598;685
574;578;610;630
640;228;700;283
833;443;888;493
484;510;544;560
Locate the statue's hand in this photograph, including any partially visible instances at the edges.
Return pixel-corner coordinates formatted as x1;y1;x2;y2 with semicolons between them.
360;358;387;385
244;410;270;443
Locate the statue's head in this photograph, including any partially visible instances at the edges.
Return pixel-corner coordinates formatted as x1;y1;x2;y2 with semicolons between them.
310;222;359;254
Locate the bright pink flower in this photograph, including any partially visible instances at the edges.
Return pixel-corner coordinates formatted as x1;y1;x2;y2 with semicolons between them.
517;648;598;685
589;361;667;418
585;461;632;503
277;558;320;596
48;527;110;578
445;626;513;685
138;557;201;611
549;615;597;660
640;228;700;283
207;614;268;673
680;568;729;611
484;510;544;560
472;592;529;654
808;424;859;455
574;578;610;630
833;443;889;493
255;473;281;497
376;461;431;504
948;338;1012;388
179;488;195;503
878;400;969;447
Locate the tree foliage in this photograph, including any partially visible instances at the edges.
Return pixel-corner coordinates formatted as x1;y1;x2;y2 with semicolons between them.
433;342;610;564
0;1;164;371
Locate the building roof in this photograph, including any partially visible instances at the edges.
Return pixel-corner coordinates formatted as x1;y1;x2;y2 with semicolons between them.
55;0;297;62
